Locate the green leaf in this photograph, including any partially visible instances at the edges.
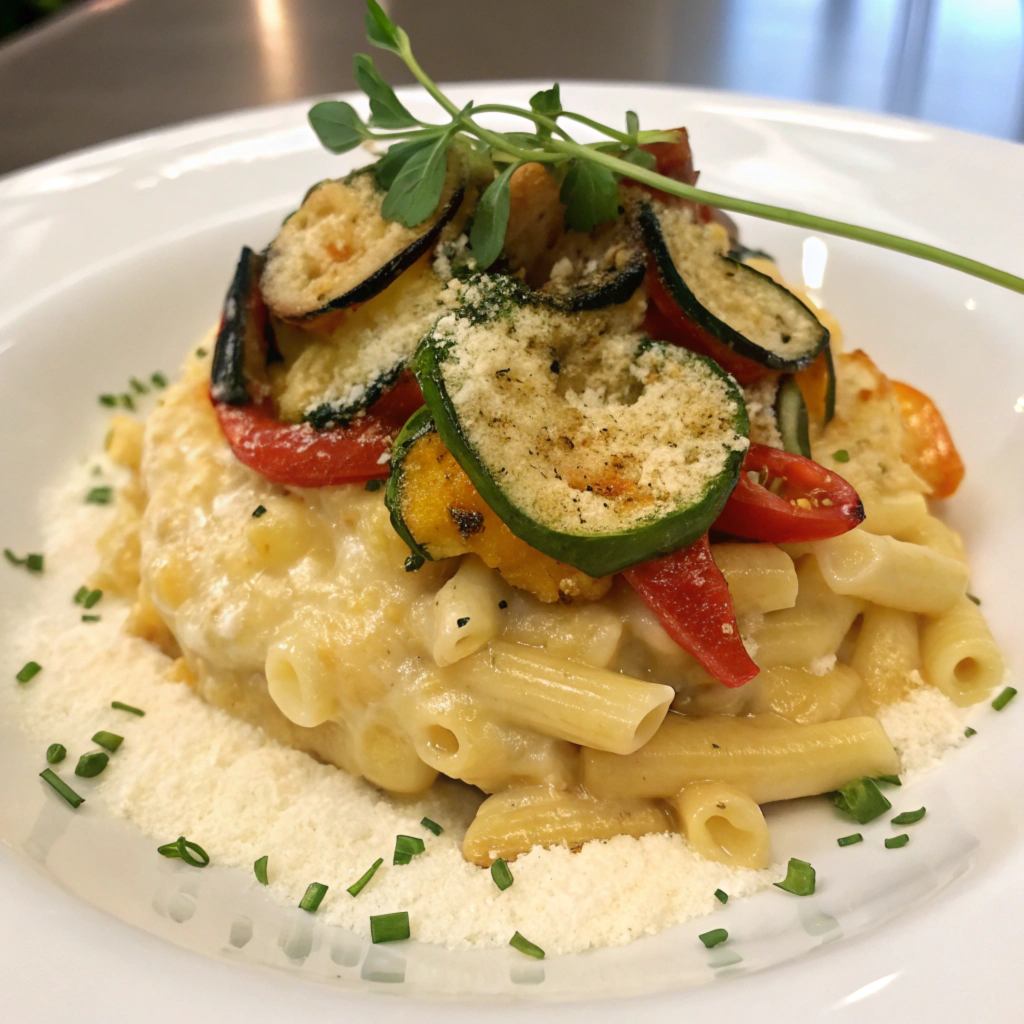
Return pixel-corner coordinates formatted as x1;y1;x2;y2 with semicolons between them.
308;101;366;154
530;84;562;117
353;53;418;129
374;136;437;189
621;147;657;172
626;110;640;137
381;132;452;227
364;0;404;53
469;162;517;270
560;159;620;233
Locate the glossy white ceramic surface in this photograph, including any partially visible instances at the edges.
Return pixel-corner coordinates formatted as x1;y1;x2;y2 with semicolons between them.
1;85;1022;1021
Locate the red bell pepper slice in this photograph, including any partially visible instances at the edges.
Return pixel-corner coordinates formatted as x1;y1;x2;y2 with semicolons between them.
624;534;759;688
213;374;423;488
713;442;864;543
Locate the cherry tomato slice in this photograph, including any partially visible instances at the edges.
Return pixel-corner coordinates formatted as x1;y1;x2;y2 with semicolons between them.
213;373;423;488
713;442;864;543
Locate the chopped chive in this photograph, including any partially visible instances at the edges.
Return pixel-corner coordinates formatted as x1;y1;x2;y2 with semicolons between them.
75;750;109;778
875;774;902;786
3;548;25;565
129;376;149;394
99;394;118;407
46;743;66;764
251;505;267;518
151;371;168;388
371;911;410;944
832;449;850;463
195;347;207;358
837;833;863;847
86;486;113;505
74;585;89;604
25;554;43;572
158;836;210;867
364;479;383;492
82;615;101;623
491;858;514;891
393;834;425;865
498;600;508;609
92;730;123;753
118;393;135;411
83;589;102;609
39;769;84;808
254;855;269;884
16;661;42;683
992;687;1017;711
157;840;182;859
833;778;891;823
456;616;470;628
299;882;329;912
774;858;816;896
420;817;443;836
891;807;926;825
111;700;145;716
404;554;424;572
509;931;544;959
347;857;384;897
965;726;977;737
714;889;728;904
966;593;981;605
699;928;728;949
885;834;910;849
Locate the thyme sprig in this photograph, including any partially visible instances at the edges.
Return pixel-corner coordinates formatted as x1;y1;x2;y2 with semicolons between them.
307;0;1024;294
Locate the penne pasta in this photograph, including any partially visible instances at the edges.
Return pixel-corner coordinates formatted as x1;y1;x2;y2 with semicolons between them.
850;603;920;708
670;781;770;869
920;595;1005;707
582;713;898;803
710;542;798;615
431;556;503;666
743;663;863;724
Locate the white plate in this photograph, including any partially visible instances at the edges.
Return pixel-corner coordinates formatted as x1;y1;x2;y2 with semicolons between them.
1;84;1023;1021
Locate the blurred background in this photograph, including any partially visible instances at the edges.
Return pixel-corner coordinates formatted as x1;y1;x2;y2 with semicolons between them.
0;0;1021;174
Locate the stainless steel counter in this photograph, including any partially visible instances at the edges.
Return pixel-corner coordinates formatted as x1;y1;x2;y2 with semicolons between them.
1;0;1021;175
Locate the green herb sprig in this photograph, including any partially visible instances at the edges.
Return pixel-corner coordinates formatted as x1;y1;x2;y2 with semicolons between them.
307;0;1024;295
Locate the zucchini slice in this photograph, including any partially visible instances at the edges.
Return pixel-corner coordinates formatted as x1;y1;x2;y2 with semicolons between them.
268;255;444;428
413;275;750;578
775;374;812;458
385;408;610;603
211;246;275;405
501;163;645;310
260;159;465;324
639;198;829;372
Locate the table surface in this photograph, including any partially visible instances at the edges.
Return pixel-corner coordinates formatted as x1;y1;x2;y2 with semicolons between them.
0;0;1022;176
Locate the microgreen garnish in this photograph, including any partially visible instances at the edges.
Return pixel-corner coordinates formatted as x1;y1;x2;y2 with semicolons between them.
82;589;103;609
254;855;269;884
892;807;926;825
5;549;43;572
46;743;66;764
306;0;1024;294
129;376;149;394
509;931;544;959
75;751;109;778
157;836;211;867
393;834;425;865
714;889;728;904
39;769;84;808
111;701;145;716
371;911;411;943
992;686;1017;711
420;816;443;835
490;858;514;891
118;393;135;411
832;450;850;463
837;833;863;847
86;486;113;505
74;585;89;604
99;394;118;407
151;371;168;388
699;928;728;949
774;858;816;896
965;726;977;737
348;857;384;896
16;661;41;683
299;882;329;912
833;778;891;824
92;730;123;753
885;834;910;849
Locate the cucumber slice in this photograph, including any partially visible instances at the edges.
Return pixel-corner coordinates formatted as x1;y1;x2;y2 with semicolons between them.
639;198;829;371
211;246;275;406
261;160;465;324
413;275;750;577
775;374;812;458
